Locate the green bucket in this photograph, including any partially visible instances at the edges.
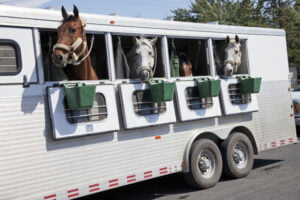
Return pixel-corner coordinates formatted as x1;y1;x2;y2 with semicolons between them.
63;83;96;110
146;80;176;102
195;78;221;98
238;76;262;94
170;56;180;77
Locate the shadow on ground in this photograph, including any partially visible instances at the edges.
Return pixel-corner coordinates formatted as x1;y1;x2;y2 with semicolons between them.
296;126;300;138
253;159;283;169
77;173;194;200
76;158;283;200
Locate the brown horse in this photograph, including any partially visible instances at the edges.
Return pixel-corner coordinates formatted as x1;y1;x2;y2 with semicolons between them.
52;6;98;80
179;53;193;77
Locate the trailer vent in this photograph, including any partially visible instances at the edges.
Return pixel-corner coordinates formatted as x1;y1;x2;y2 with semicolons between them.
0;43;19;74
185;87;213;110
133;90;166;115
228;84;251;104
65;93;107;123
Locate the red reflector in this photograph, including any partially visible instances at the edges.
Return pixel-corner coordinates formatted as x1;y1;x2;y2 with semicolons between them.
290;114;294;117
110;20;115;24
155;136;161;140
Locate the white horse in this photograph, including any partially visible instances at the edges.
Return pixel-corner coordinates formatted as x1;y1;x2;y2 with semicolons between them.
127;36;157;80
223;35;242;76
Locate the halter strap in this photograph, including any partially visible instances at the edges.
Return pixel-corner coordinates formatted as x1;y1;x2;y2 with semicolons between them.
73;35;94;66
135;46;157;79
52;17;89;66
224;60;235;66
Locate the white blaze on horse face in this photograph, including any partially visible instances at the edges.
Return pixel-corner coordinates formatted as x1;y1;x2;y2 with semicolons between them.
133;38;156;80
224;40;242;76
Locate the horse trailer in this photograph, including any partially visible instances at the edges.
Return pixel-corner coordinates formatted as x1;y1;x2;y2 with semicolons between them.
0;5;297;200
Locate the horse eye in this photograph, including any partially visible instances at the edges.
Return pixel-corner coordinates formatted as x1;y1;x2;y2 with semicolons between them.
148;51;152;56
235;50;239;54
70;28;77;34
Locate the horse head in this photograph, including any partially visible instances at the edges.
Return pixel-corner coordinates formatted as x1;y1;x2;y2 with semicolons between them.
223;35;242;76
128;36;157;81
52;5;87;68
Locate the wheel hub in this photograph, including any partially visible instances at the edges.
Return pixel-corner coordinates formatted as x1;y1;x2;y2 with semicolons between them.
199;156;210;172
197;150;216;178
232;142;248;169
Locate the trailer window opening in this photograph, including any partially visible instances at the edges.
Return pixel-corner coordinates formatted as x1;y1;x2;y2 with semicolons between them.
133;90;166;115
167;38;210;77
213;39;249;76
0;41;21;75
39;30;109;81
228;83;252;104
65;93;108;123
112;35;165;79
185;87;213;110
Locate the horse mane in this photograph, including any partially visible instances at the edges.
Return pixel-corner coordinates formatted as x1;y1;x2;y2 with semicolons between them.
126;38;154;59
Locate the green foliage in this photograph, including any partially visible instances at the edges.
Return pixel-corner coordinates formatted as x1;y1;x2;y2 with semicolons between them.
171;0;300;68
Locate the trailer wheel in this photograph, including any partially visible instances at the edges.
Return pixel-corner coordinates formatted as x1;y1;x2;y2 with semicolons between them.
184;139;222;189
221;132;254;178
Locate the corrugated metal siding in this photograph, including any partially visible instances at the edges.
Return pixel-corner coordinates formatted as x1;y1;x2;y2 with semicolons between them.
0;80;297;200
254;80;296;149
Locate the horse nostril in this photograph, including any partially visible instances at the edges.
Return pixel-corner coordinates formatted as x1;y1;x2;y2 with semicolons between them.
57;55;63;61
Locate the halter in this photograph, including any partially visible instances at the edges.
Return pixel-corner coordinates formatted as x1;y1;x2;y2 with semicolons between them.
53;17;93;66
135;44;157;79
224;60;235;67
136;39;157;78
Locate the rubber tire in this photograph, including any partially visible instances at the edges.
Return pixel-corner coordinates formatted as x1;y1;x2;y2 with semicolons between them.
184;139;223;189
221;132;254;178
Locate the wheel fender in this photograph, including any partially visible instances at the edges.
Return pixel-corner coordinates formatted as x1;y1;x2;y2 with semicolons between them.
182;131;222;173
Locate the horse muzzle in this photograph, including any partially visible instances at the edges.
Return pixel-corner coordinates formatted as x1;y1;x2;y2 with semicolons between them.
136;66;153;81
52;52;68;68
52;37;87;66
224;60;234;76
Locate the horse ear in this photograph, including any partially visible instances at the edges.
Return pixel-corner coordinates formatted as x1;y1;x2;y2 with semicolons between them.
226;36;230;44
73;5;79;18
150;37;157;45
235;35;240;43
61;6;69;21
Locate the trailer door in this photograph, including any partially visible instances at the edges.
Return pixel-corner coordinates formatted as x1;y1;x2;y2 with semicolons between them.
0;27;37;84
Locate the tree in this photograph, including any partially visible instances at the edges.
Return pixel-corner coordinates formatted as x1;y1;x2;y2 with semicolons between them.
171;0;300;68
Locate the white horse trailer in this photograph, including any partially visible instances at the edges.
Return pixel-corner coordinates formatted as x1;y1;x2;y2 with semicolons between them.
0;5;297;200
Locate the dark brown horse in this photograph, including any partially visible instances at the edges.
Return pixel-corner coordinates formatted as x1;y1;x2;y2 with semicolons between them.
179;53;193;77
52;6;98;80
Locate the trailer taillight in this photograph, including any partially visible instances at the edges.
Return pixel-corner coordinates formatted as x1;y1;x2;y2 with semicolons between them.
294;103;299;113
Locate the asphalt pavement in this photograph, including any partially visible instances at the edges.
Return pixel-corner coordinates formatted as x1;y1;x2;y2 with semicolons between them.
77;141;300;200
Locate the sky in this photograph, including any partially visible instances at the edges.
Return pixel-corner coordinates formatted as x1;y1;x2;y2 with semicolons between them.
0;0;192;19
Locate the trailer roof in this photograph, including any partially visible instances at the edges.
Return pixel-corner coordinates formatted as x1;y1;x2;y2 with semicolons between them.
0;5;285;36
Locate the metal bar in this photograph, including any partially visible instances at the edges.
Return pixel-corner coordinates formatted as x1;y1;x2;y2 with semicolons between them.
134;106;167;112
186;96;212;100
33;28;44;84
161;36;171;79
64;105;107;111
207;38;216;76
187;102;213;106
133;101;155;105
66;112;108;119
105;33;116;81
